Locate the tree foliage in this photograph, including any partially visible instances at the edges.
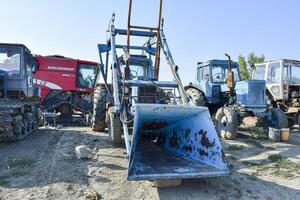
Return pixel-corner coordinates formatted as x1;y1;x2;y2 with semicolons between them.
247;52;265;66
238;52;265;80
238;55;248;80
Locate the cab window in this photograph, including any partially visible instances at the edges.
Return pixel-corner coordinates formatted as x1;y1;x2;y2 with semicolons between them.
267;62;281;83
77;64;98;89
253;64;266;80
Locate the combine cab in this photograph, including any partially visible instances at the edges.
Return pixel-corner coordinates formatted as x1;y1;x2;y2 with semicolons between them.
33;55;99;125
93;0;229;182
0;43;40;142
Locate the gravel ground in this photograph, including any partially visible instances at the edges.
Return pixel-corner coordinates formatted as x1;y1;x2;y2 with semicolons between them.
0;127;300;200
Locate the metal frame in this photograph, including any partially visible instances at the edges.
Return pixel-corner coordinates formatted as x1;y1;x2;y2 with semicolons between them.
97;1;189;158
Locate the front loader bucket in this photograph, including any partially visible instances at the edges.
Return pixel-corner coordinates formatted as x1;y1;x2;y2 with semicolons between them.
128;104;230;181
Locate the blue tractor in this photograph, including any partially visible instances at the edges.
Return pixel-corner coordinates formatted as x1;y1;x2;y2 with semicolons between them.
185;54;288;140
92;0;230;182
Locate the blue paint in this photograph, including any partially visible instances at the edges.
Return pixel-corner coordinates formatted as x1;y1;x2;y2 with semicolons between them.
128;104;230;180
235;80;267;108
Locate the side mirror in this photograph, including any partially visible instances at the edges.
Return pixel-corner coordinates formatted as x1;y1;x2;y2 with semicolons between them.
31;56;38;72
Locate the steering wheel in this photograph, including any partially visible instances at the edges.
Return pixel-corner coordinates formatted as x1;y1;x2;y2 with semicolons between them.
130;70;138;79
213;73;225;81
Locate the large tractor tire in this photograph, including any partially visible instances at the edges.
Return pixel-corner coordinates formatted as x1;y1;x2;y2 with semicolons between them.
107;107;122;145
269;108;289;129
293;111;300;127
92;85;107;132
215;107;239;140
185;87;206;106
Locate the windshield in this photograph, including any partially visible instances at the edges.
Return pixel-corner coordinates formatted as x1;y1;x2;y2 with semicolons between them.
211;64;240;83
0;47;21;77
283;63;300;84
77;64;98;88
129;65;148;79
253;64;266;80
267;62;281;83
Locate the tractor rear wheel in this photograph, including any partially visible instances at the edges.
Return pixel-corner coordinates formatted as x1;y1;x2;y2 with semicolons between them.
294;111;300;127
185;88;206;106
108;107;122;145
215;107;239;140
92;85;107;131
269;108;289;129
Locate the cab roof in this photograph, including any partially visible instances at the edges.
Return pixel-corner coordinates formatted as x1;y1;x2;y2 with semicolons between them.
0;43;30;52
197;59;239;67
257;59;300;65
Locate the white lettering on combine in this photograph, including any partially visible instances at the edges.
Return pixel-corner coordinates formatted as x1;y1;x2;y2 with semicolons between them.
47;66;75;71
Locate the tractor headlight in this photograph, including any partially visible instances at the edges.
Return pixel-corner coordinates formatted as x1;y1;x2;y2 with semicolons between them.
167;91;173;99
265;99;271;105
123;86;130;94
270;86;280;97
236;100;242;105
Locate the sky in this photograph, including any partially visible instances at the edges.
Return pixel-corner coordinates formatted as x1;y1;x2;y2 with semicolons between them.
1;0;300;84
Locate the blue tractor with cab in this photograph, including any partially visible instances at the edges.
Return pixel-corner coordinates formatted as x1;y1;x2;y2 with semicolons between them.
185;54;288;140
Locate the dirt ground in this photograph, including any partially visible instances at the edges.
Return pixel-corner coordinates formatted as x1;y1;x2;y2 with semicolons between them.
0;126;300;200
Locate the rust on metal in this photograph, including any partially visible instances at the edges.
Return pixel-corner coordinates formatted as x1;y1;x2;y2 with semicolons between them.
199;149;208;157
154;0;163;79
183;145;193;152
169;129;179;149
199;129;216;148
142;120;167;129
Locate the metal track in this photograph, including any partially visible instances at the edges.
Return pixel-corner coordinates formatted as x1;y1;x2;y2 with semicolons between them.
0;99;38;143
42;93;93;125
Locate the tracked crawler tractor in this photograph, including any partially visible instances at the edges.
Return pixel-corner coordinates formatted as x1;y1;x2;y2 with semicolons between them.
93;0;229;181
0;43;40;142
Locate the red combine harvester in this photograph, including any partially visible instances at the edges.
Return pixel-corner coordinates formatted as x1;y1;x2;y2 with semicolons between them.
33;55;99;125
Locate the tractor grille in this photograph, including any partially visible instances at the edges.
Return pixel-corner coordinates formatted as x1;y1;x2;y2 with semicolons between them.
138;86;157;103
236;80;266;106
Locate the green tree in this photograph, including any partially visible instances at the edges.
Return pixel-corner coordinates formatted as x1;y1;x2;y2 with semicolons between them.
237;55;249;80
247;52;265;66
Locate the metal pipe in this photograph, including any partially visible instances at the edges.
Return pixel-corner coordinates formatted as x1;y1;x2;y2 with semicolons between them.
154;0;163;79
129;25;158;30
160;28;188;104
110;17;121;110
122;109;131;158
126;0;132;72
225;53;232;71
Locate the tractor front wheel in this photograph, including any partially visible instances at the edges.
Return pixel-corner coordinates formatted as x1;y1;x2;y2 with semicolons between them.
269;108;289;129
108;107;122;145
215;107;239;140
92;85;107;132
185;88;206;106
295;111;300;127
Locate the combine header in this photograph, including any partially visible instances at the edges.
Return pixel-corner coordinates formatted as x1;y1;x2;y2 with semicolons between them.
94;0;229;181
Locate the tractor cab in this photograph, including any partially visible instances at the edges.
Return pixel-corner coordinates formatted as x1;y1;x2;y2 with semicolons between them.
0;43;36;98
252;60;300;126
119;54;154;81
195;60;241;104
252;60;300;102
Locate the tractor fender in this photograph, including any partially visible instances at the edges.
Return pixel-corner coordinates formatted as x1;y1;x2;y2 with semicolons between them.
184;84;205;95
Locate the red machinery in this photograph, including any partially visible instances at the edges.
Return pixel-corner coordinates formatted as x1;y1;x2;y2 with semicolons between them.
33;55;99;125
